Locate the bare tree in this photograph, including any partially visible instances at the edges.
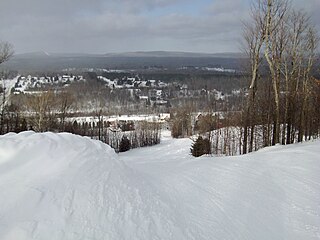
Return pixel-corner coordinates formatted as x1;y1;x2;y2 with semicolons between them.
280;11;317;144
57;91;75;131
281;11;307;144
0;41;14;134
0;41;13;65
242;0;319;152
242;1;265;153
297;26;319;142
171;104;194;138
92;93;106;141
263;0;289;145
27;91;56;132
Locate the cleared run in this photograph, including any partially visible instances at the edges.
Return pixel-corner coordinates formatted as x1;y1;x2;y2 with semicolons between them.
0;131;319;240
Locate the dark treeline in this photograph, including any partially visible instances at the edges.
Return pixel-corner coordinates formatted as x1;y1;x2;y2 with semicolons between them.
0;87;162;153
0;101;161;153
65;120;161;153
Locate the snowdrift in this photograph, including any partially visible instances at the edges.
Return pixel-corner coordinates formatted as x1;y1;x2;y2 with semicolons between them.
0;132;183;240
0;131;319;240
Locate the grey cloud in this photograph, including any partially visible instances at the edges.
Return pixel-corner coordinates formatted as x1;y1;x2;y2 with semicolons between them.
105;0;186;13
294;0;320;32
0;0;319;54
207;0;247;15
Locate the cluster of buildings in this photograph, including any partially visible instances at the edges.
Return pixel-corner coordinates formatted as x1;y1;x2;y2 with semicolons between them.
12;75;85;94
98;76;170;106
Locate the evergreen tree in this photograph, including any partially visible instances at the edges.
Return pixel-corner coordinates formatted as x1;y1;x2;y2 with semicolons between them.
119;136;131;152
191;136;211;157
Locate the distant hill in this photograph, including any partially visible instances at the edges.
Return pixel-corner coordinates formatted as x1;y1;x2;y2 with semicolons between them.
13;51;101;59
2;51;247;72
103;51;245;58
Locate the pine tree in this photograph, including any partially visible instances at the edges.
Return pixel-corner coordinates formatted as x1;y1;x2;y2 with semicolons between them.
119;136;131;152
191;136;211;157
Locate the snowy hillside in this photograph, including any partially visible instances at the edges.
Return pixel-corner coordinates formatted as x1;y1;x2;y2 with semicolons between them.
0;131;319;240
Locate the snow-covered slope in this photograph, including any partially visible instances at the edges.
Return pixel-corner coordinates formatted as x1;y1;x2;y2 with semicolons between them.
0;132;184;240
0;131;319;240
121;133;320;240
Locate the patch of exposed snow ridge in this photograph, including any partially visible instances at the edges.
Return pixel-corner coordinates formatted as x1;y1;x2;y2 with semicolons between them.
0;131;320;240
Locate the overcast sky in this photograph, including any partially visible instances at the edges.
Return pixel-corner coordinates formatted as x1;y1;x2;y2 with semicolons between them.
0;0;319;54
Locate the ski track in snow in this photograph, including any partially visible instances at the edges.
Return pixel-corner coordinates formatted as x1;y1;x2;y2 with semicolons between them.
0;131;319;240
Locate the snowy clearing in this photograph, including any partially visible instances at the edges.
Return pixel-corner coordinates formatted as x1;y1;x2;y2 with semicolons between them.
0;131;319;240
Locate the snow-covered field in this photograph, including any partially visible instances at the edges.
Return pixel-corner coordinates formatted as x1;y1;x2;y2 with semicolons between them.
69;113;170;124
0;131;319;240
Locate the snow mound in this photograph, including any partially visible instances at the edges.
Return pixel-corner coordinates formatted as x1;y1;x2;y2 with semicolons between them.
1;131;320;240
0;132;183;240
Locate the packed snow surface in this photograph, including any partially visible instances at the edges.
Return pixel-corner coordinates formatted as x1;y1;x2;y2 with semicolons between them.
0;131;319;240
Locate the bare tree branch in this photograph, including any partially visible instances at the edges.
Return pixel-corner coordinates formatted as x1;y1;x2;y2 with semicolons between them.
0;41;14;65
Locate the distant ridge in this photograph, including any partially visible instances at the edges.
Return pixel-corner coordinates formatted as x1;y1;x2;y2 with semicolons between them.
13;51;245;59
6;51;246;71
103;51;245;58
13;51;100;59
